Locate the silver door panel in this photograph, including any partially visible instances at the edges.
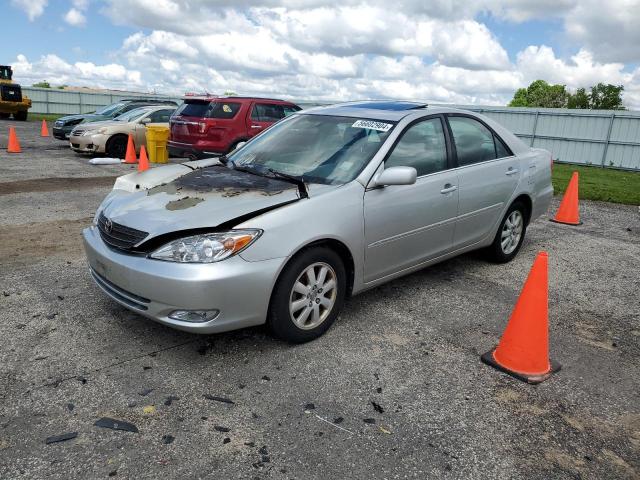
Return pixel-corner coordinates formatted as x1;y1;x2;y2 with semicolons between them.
363;170;459;282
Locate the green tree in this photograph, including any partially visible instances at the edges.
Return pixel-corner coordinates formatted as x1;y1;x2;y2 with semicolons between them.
508;80;568;108
32;81;51;88
589;83;624;110
509;88;528;107
567;87;589;109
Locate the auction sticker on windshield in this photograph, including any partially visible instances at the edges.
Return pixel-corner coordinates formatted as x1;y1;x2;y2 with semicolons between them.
351;120;393;132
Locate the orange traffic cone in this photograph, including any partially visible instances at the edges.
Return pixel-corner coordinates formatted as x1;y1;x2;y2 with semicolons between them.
124;134;137;164
40;119;49;137
138;145;149;172
551;171;581;225
481;252;561;384
7;127;21;153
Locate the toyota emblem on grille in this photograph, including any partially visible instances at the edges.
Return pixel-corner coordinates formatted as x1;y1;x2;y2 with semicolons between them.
104;218;113;233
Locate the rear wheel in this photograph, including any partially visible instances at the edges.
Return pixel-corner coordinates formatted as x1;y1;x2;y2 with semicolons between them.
106;135;128;158
268;247;346;343
486;201;527;263
14;111;27;121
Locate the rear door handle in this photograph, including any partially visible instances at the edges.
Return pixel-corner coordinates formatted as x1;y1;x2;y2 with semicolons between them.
440;184;457;194
251;125;262;129
506;168;519;176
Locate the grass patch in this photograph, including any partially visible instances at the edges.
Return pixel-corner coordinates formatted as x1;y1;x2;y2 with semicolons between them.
552;163;640;205
28;113;64;122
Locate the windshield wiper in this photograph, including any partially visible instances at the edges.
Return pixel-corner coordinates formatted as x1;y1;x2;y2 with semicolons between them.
267;168;308;199
228;162;309;199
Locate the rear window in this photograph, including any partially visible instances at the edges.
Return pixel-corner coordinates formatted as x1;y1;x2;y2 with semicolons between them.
175;101;210;118
209;102;241;119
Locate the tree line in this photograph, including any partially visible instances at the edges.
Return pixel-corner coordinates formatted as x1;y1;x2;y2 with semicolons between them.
509;80;625;110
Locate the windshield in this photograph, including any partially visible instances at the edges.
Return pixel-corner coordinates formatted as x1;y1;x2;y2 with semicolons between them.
114;107;152;122
95;102;127;116
227;114;395;185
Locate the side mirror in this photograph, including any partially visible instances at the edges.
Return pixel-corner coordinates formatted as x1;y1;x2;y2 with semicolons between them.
373;166;417;187
140;118;150;124
234;141;246;151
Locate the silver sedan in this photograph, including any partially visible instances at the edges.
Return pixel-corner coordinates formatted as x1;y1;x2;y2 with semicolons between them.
83;101;553;342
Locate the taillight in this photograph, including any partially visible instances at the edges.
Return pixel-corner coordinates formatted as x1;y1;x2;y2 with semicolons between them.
198;122;206;134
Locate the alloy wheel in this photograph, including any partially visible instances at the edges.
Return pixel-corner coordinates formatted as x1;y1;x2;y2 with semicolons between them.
501;210;523;255
289;262;337;330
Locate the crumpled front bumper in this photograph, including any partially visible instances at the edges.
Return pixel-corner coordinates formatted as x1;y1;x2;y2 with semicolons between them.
82;226;284;334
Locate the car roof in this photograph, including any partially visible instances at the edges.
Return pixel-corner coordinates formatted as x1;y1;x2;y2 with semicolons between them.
122;98;176;103
182;95;295;104
302;101;473;122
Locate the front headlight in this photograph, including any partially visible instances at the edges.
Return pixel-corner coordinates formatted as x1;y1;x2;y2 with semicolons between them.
150;230;262;263
82;129;96;136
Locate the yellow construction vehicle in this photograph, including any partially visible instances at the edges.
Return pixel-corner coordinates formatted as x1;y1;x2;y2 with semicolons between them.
0;65;31;121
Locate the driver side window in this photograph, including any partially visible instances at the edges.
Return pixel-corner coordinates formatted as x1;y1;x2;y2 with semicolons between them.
385;118;448;176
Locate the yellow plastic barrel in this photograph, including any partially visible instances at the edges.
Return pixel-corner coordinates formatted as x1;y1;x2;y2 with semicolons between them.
145;124;170;163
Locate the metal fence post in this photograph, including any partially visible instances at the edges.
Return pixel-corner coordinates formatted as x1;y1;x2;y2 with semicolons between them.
45;89;49;114
600;113;615;167
78;92;83;114
530;110;539;147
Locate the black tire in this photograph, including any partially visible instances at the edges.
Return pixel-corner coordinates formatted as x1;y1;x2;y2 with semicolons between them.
268;247;347;343
14;111;27;121
486;201;527;263
106;135;128;159
0;113;9;119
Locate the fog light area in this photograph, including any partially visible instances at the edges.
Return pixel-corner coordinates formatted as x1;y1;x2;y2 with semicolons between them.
168;309;219;323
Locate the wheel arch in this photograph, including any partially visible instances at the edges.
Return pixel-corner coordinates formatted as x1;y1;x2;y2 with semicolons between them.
105;132;128;151
512;193;533;225
272;238;356;299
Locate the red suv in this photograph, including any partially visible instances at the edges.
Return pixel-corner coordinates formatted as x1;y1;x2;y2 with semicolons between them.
168;96;301;158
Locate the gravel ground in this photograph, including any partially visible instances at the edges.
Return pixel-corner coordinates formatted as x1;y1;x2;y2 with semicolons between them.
1;120;639;479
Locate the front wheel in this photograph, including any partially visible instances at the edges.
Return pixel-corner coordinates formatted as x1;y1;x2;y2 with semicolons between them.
486;202;527;263
14;111;27;121
106;135;128;158
268;247;346;343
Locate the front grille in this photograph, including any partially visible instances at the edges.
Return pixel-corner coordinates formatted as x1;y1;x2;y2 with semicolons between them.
97;212;148;251
71;129;84;136
1;84;22;102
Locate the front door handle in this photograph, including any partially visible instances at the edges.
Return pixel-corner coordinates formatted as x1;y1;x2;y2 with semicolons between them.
506;168;519;176
250;125;262;129
440;184;457;194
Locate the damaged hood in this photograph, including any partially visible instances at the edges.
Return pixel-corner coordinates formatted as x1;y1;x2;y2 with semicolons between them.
102;164;302;239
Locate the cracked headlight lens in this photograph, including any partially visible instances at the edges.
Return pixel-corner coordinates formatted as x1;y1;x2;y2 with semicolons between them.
150;230;261;263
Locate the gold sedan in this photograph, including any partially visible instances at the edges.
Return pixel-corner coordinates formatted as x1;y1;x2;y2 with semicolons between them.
69;105;175;157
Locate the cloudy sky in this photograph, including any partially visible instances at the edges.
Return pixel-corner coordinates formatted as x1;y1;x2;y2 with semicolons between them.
4;0;640;107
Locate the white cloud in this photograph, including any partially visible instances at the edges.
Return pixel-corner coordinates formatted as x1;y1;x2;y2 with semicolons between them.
12;54;142;90
11;0;48;21
10;0;640;109
516;46;630;89
64;8;86;26
564;0;640;63
64;0;89;27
